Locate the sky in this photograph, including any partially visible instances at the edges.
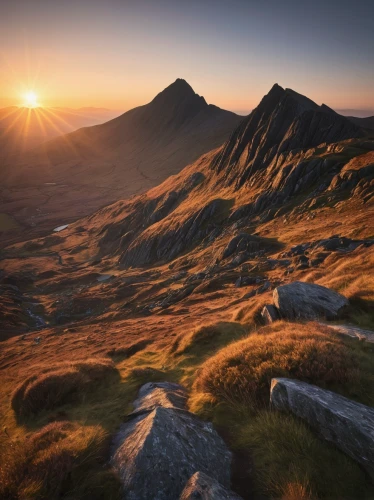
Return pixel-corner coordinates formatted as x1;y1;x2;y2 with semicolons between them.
1;0;373;115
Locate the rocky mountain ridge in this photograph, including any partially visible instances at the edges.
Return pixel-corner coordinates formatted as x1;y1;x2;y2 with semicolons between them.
78;84;371;271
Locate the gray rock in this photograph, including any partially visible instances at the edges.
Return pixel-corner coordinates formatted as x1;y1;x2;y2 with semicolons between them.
132;382;188;413
180;472;243;500
235;276;262;288
267;258;291;269
273;281;349;320
321;323;374;344
261;304;279;324
222;233;261;260
112;383;233;500
256;280;271;294
231;252;250;266
270;378;374;480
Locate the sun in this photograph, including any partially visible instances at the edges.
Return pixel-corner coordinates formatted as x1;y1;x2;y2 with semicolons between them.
24;91;39;108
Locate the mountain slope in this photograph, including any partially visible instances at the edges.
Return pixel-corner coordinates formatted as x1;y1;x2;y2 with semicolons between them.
0;83;373;500
0;80;242;244
80;83;367;269
348;115;374;132
3;83;370;319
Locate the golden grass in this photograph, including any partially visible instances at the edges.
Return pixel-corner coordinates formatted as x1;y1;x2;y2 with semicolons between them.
233;410;373;499
0;421;120;499
194;322;374;407
232;292;272;325
171;321;247;358
11;359;117;418
302;246;374;329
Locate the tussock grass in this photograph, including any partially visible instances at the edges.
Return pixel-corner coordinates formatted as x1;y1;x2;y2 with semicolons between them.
232;293;272;324
194;322;374;407
0;421;120;499
232;410;373;499
107;339;152;359
11;359;117;418
190;320;374;499
312;247;374;329
171;321;247;359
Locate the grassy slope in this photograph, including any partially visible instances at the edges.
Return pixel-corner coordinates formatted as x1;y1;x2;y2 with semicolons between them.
0;144;373;498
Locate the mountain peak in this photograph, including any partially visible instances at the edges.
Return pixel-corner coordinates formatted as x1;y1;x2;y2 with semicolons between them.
151;79;207;107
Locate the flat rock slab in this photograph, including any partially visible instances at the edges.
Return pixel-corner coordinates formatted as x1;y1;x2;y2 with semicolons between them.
180;472;243;500
270;378;374;480
53;224;69;232
323;324;374;343
273;281;349;320
112;382;232;500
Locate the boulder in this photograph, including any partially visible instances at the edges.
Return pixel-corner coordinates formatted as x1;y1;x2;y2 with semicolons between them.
180;472;243;500
322;324;374;344
270;378;374;480
273;281;348;320
112;383;233;500
222;233;261;259
132;381;188;413
261;304;279;324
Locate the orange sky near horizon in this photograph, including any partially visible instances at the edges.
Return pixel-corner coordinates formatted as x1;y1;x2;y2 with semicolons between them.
1;1;373;115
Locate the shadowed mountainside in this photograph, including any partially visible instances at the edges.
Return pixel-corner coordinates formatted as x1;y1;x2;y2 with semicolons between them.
348;115;374;132
0;80;242;246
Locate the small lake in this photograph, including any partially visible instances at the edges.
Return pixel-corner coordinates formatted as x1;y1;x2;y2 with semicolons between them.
97;274;113;282
53;224;69;232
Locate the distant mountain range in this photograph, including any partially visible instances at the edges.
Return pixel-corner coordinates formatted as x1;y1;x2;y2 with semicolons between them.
336;108;374;118
0;106;120;160
0;79;242;242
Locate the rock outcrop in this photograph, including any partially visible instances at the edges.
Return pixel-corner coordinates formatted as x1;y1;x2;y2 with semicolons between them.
322;324;374;344
119;198;229;268
273;281;349;320
112;382;233;500
222;233;262;259
180;472;243;500
132;381;188;413
270;378;374;480
212;84;363;188
261;304;280;324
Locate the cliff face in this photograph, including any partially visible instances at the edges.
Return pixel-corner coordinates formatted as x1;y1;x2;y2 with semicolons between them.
212;84;363;188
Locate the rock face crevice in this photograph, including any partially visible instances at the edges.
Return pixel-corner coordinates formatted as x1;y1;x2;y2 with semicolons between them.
270;378;374;480
119;198;230;268
212;84;362;187
111;382;239;500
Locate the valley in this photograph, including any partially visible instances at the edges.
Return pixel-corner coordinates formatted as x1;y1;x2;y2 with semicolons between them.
0;80;241;247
